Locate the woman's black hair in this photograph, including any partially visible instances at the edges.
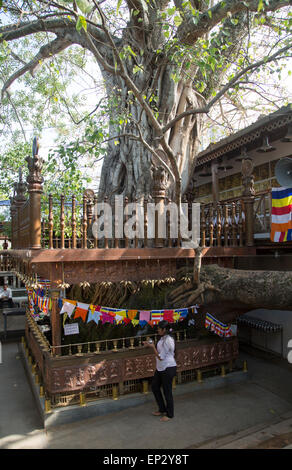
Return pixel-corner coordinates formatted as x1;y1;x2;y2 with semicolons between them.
158;320;174;335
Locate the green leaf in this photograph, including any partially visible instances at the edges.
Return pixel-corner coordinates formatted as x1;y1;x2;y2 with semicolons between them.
116;0;122;15
257;0;264;12
167;7;176;16
76;16;87;32
133;65;141;74
174;15;182;27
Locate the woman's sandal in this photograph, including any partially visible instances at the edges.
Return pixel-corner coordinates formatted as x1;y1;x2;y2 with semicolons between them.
152;411;164;416
160;416;171;422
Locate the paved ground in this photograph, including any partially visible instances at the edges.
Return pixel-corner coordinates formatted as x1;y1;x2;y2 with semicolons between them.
0;341;292;450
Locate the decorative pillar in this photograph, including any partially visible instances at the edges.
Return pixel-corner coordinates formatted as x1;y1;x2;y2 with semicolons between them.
11;168;27;249
241;158;255;247
26;137;43;249
152;166;168;248
10;196;17;249
50;288;62;356
85;189;95;244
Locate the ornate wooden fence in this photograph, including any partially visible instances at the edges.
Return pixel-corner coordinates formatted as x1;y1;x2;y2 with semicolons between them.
9;141;273;251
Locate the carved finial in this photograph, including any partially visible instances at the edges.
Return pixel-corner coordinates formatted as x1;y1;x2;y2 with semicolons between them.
26;137;43;192
152;166;168;195
13;166;27;202
242;158;255;196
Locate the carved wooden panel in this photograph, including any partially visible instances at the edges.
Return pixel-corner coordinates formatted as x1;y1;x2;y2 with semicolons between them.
43;338;238;395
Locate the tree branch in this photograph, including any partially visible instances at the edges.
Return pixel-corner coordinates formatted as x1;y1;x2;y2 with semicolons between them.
162;42;292;134
177;0;292;46
1;35;72;99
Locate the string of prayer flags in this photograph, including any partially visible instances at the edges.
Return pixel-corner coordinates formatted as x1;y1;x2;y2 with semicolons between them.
28;288;52;317
58;298;196;327
205;313;232;338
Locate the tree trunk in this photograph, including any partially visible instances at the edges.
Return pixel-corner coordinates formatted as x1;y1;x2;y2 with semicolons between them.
98;60;204;201
169;264;292;312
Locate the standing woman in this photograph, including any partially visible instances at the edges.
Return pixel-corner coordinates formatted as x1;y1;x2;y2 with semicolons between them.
144;320;177;422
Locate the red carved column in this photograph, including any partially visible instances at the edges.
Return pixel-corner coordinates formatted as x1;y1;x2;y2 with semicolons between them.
10;196;17;249
50;288;62;356
26;138;43;249
241;158;255;247
11;168;27;248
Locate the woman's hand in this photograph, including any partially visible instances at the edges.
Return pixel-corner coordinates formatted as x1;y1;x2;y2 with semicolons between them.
143;340;155;348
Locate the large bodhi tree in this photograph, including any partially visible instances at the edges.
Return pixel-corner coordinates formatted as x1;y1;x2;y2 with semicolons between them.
0;0;291;205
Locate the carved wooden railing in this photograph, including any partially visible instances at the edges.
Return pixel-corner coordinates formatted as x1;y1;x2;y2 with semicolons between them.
200;200;245;248
11;189;275;251
39;194;184;249
0;252;12;271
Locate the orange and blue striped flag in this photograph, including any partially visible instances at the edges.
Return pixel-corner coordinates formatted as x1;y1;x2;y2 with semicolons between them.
270;187;292;242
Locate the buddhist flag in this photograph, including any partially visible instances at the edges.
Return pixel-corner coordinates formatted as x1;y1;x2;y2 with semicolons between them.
102;312;114;324
163;310;174;323
270;187;292;242
87;305;101;324
127;310;139;320
60;301;76;317
151;310;163;324
139;311;151;323
74;302;89;322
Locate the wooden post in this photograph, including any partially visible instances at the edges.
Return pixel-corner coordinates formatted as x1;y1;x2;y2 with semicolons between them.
241;158;255;247
50;288;62;356
167;198;172;248
104;196;108;249
124;197;129;248
93;194;98;248
216;203;222;247
114;197;119;248
48;194;53;249
82;193;88;249
71;194;77;249
224;203;229;247
11;168;27;249
60;194;65;249
134;198;138;248
10;197;17;249
209;206;214;247
26;137;43;249
231;202;237;247
201;204;206;248
144;197;148;248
